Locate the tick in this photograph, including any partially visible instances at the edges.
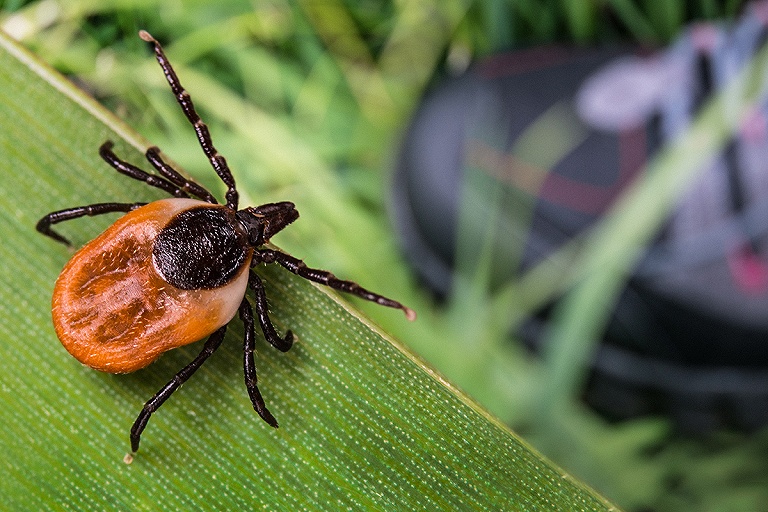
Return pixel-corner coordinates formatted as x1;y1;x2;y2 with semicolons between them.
37;30;415;455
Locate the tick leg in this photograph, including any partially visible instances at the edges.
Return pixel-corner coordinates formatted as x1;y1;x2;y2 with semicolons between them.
248;271;293;352
139;30;238;210
100;141;190;198
130;325;227;453
257;248;416;320
239;298;279;428
145;146;218;204
36;202;146;246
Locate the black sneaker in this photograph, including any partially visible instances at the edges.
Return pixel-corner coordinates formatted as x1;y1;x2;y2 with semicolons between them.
392;1;768;433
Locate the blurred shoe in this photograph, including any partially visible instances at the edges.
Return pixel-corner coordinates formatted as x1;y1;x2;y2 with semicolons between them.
392;1;768;433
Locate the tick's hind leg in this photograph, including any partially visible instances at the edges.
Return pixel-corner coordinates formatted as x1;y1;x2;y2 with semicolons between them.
36;202;146;246
248;272;293;352
257;248;416;320
238;298;279;427
130;325;227;453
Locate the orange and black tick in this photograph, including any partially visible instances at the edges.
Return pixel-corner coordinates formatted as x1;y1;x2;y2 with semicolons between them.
37;30;415;454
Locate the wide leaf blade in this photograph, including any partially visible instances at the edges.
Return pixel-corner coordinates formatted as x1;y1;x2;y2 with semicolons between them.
0;30;614;510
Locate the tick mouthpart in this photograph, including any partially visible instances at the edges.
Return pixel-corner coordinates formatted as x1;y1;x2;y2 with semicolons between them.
237;202;299;245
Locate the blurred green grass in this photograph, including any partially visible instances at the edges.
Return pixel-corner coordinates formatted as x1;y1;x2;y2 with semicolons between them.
4;0;768;511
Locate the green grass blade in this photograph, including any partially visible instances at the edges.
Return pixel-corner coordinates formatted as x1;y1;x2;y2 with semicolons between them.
0;31;616;510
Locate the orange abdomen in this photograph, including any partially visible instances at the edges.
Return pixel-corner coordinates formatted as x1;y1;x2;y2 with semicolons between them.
52;198;251;373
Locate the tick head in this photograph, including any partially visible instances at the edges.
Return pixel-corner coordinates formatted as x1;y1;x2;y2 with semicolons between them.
237;202;299;246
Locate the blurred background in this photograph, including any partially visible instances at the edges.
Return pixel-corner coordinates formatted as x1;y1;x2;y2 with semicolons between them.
4;0;768;509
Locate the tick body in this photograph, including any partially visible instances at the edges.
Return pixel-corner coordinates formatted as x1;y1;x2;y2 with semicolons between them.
37;31;414;454
52;199;251;373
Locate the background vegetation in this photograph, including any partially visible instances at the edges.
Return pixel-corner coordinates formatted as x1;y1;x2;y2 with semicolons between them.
2;0;766;510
